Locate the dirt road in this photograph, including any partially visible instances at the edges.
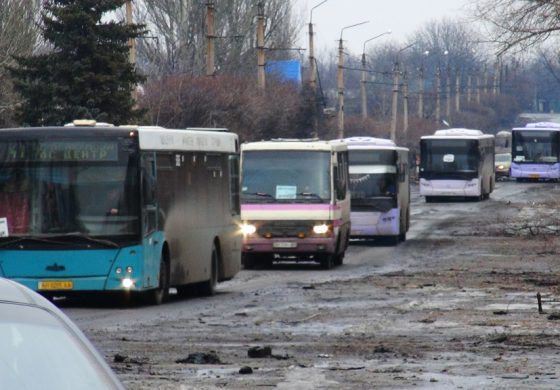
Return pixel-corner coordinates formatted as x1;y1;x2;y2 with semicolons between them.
64;181;560;389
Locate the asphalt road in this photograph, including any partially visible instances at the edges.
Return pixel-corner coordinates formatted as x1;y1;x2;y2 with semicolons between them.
63;179;560;389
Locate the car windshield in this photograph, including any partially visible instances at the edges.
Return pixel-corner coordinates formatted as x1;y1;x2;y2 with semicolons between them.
495;154;511;163
241;150;331;203
0;304;120;389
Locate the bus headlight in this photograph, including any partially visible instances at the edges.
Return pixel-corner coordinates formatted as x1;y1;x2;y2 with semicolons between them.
121;278;134;289
241;223;257;235
313;223;330;235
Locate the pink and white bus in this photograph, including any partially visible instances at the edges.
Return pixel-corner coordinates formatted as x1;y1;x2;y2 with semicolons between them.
240;139;350;269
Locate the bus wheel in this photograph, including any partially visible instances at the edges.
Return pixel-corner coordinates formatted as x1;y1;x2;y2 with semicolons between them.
320;254;334;270
334;252;344;266
242;253;255;270
399;232;406;242
200;244;219;296
143;257;169;305
425;196;433;203
387;235;399;246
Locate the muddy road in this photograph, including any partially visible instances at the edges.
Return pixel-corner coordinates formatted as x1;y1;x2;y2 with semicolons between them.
63;180;560;389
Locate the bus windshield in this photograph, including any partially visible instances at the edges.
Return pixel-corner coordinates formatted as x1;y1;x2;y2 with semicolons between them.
421;139;479;176
349;173;397;212
0;139;140;241
512;130;559;163
241;150;331;203
348;150;396;165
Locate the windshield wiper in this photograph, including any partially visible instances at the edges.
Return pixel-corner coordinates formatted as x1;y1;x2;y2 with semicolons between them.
0;234;120;249
296;192;324;202
0;236;62;248
54;233;120;248
243;191;274;198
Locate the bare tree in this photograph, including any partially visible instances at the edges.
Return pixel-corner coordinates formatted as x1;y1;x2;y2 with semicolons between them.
135;0;301;77
475;0;560;54
0;0;40;126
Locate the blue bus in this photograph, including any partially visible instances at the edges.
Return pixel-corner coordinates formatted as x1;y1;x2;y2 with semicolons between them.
0;120;241;304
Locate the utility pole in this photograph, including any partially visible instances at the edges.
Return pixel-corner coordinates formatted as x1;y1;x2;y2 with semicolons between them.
126;0;136;103
309;0;329;93
309;1;329;137
126;0;135;65
337;21;369;138
446;65;451;118
467;71;472;104
390;43;413;142
483;63;489;94
390;60;400;142
493;56;500;95
361;52;368;120
337;37;345;137
417;51;429;118
361;30;391;120
256;2;266;90
403;71;409;138
435;66;441;125
418;63;424;118
455;68;460;112
476;74;481;104
206;1;216;76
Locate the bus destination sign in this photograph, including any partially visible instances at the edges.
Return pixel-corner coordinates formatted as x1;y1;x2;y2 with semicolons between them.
1;141;119;162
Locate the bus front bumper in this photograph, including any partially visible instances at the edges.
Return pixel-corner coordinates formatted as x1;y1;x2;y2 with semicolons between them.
13;275;146;293
419;178;480;197
242;236;337;255
510;163;560;179
350;208;400;237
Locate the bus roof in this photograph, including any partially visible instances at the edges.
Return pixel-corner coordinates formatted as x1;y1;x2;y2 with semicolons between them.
421;128;494;140
0;124;239;154
513;122;560;131
134;126;238;153
343;136;409;152
241;139;347;152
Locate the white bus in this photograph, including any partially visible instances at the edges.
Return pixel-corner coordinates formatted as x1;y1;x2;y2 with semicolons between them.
240;139;350;269
0;120;241;304
510;122;560;181
419;128;495;201
344;137;410;244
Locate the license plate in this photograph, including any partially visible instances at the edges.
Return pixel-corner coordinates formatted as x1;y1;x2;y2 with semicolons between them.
529;173;540;178
38;280;73;290
273;242;297;248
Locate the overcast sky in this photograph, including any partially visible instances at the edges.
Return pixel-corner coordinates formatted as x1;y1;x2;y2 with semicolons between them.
294;0;473;55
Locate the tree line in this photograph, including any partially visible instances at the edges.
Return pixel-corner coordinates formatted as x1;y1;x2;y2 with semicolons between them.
1;0;560;147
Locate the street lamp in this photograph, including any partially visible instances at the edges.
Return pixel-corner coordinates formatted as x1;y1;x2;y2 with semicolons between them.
308;0;329;93
361;30;392;120
337;20;369;138
390;43;415;142
308;0;330;137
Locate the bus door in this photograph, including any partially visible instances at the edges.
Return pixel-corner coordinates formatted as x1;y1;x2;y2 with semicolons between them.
141;153;161;288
